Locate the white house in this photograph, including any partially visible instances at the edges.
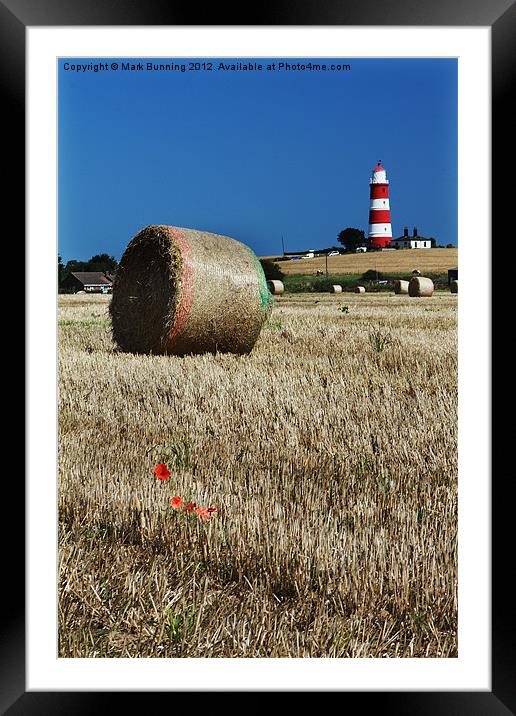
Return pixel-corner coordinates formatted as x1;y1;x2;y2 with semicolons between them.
391;227;433;249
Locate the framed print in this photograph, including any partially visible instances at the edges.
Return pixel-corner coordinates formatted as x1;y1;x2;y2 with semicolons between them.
7;0;513;710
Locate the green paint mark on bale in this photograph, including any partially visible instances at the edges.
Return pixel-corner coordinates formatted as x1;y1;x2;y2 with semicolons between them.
260;289;272;307
246;246;274;309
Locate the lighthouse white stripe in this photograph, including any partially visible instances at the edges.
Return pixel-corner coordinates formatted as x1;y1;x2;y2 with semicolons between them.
370;198;390;210
370;173;389;184
368;223;392;236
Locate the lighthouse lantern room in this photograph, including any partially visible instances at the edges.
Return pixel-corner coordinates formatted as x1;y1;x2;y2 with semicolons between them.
368;161;392;249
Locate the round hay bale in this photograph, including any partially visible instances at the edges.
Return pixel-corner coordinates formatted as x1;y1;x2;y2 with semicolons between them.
76;290;86;294
394;279;409;295
355;286;366;294
450;279;458;293
409;276;434;297
330;285;342;293
110;225;272;355
267;279;284;295
412;268;421;275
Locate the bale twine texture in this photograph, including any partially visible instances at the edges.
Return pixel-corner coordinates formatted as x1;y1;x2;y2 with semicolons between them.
355;286;366;294
330;285;342;293
110;225;272;356
267;279;284;295
409;276;434;297
394;280;409;295
450;279;458;294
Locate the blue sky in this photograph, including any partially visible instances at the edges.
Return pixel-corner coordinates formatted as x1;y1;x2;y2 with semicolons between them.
58;58;457;262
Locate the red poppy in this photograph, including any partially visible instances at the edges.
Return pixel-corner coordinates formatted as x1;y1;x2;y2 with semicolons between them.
193;506;210;520
154;463;170;481
183;502;196;513
207;507;218;514
170;496;184;509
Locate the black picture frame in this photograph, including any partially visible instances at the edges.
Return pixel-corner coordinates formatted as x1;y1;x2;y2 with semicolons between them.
9;0;512;711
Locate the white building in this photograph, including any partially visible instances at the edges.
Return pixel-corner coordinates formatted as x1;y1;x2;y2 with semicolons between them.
391;227;433;249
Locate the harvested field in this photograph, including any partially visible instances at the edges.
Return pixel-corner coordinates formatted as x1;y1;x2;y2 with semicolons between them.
59;292;457;658
271;248;458;275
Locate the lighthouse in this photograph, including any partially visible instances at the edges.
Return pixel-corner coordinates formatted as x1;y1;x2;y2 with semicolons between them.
368;160;392;249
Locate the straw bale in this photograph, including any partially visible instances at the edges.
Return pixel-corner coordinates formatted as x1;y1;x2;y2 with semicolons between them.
394;280;409;295
110;225;272;355
355;286;366;294
450;279;458;294
267;280;284;295
330;285;342;293
409;276;434;297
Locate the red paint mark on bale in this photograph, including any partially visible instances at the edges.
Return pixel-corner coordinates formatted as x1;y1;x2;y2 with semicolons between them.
166;228;195;343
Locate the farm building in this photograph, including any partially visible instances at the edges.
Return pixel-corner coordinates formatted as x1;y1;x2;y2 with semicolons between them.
448;268;458;284
60;271;113;294
391;227;433;249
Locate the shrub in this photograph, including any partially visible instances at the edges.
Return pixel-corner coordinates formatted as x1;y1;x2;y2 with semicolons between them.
361;269;385;282
260;259;284;281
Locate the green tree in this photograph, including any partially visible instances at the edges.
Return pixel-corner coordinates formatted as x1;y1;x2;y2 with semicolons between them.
337;228;366;252
64;259;88;274
58;255;66;283
87;253;118;273
260;259;284;281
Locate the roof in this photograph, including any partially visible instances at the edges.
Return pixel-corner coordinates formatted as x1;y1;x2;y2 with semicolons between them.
373;162;384;172
70;272;112;285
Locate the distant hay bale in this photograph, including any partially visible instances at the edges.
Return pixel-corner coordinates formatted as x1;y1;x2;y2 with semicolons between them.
450;279;458;293
409;276;434;297
412;268;421;275
355;286;366;294
330;285;342;293
110;225;272;356
267;279;284;295
394;280;409;295
76;290;86;294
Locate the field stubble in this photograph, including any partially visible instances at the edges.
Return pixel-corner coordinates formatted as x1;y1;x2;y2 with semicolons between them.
59;292;457;658
273;247;458;275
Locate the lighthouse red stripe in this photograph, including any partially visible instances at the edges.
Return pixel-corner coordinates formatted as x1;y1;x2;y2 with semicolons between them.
369;210;391;223
370;237;392;248
370;184;389;199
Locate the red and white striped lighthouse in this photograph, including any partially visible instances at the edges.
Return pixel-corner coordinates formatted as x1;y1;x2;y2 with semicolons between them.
368;160;392;249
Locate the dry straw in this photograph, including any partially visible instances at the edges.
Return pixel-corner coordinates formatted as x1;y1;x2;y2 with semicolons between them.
450;279;458;294
394;280;409;295
409;276;434;297
267;280;284;295
330;285;342;293
355;286;366;294
110;225;272;355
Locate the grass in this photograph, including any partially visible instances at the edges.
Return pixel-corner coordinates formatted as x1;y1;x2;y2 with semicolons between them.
283;271;450;293
58;293;457;658
368;325;396;353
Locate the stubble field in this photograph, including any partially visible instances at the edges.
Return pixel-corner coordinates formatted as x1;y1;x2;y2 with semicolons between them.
59;291;458;658
269;247;458;275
